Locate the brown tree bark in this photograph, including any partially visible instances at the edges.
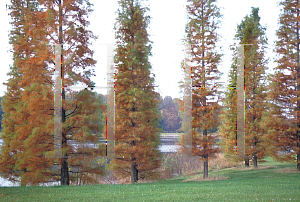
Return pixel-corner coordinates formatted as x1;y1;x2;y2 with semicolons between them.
203;130;208;179
59;0;69;185
131;164;138;183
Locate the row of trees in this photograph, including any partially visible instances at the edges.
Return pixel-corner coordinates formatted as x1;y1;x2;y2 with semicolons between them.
0;92;193;136
0;0;299;186
0;93;213;136
0;94;184;135
219;1;300;172
177;0;300;179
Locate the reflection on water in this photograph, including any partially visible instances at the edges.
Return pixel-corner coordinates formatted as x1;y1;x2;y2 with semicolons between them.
159;145;180;153
0;178;61;187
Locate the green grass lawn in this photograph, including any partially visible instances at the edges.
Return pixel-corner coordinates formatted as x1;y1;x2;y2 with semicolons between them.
0;157;299;202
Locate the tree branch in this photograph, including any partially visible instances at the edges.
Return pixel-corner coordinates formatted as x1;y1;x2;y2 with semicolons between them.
67;126;80;130
66;106;78;118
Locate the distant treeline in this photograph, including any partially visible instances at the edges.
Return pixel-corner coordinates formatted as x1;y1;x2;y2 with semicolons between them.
0;94;223;134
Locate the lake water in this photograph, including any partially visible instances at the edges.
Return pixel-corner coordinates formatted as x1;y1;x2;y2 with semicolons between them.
0;143;179;187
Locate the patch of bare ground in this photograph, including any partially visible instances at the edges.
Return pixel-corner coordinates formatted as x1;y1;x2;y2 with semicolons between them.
232;165;277;171
116;176;131;184
116;176;159;184
182;175;229;182
88;152;250;184
208;153;244;171
274;167;299;173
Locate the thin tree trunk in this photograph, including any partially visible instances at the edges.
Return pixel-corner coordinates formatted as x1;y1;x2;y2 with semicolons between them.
201;1;209;179
130;113;138;184
128;0;139;183
130;131;138;184
61;156;69;185
58;0;69;185
253;63;258;168
131;164;138;183
245;158;249;167
253;150;258;167
203;130;208;179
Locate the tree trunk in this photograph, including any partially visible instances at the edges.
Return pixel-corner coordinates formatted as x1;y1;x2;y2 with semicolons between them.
131;164;138;184
252;63;258;168
253;154;257;167
201;2;209;179
203;129;208;179
203;154;208;179
253;141;258;168
130;137;138;183
245;158;249;167
61;156;69;185
129;3;138;183
59;0;69;185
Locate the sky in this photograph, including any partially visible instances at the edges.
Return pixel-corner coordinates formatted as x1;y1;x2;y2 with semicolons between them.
0;0;282;99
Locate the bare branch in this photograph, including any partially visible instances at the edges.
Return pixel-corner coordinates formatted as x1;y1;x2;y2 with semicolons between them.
66;106;78;118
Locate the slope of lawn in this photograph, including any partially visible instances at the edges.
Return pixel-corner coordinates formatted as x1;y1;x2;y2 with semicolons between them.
0;157;299;202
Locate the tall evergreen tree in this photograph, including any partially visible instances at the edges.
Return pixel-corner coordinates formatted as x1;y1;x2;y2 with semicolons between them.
219;7;269;167
218;63;238;160
262;0;300;171
0;0;104;186
108;0;162;184
0;0;47;186
178;0;223;179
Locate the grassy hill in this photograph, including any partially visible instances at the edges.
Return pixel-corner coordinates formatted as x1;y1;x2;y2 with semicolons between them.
0;156;299;201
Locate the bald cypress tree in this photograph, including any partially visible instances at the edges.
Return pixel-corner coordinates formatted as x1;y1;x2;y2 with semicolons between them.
178;0;223;179
0;0;104;186
218;62;238;160
262;0;300;171
0;0;49;186
109;0;162;184
219;7;269;167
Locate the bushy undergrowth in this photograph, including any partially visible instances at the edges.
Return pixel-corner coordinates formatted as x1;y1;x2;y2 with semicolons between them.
83;152;243;185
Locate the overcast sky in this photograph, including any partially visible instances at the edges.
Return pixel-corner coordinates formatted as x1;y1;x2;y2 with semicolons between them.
0;0;281;99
